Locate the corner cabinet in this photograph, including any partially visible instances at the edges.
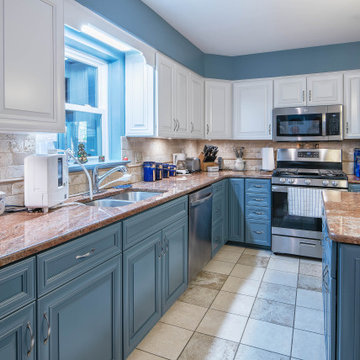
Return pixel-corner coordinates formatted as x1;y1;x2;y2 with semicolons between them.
205;80;232;139
233;79;273;140
228;179;245;242
344;71;360;139
0;0;65;133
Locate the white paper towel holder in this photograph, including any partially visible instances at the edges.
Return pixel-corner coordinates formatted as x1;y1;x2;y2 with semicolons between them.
261;147;275;171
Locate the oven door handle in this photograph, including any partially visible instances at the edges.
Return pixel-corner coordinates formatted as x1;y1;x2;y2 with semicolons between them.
272;185;290;193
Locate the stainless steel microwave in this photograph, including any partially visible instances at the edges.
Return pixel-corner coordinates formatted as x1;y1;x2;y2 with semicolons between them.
273;105;343;142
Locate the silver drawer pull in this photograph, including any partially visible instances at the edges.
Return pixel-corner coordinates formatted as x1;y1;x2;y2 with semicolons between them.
300;242;316;247
26;322;35;357
254;231;264;234
254;198;263;202
254;185;263;188
43;313;51;344
254;211;264;215
75;248;95;260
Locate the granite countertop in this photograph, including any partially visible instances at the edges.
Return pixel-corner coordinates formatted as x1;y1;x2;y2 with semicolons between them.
347;175;360;184
323;190;360;244
0;170;271;267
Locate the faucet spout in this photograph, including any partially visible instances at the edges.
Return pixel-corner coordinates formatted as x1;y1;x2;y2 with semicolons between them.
93;165;128;193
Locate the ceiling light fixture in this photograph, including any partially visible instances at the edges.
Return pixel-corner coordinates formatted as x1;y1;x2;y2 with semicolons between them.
81;24;132;52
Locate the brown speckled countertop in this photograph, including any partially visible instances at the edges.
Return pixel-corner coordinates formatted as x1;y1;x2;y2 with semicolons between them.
323;190;360;244
348;175;360;184
0;171;271;267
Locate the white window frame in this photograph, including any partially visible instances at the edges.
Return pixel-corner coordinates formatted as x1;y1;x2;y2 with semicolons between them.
65;47;109;160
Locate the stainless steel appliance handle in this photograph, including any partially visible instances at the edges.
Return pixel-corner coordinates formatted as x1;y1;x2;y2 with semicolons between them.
272;185;289;193
26;322;35;357
300;241;317;247
190;193;213;207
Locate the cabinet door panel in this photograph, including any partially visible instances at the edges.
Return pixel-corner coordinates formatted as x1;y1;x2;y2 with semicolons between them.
123;233;161;357
344;71;360;139
274;77;306;108
307;73;343;105
205;80;232;139
189;73;204;138
175;66;190;136
228;179;245;242
233;80;273;140
162;218;188;313
38;256;121;360
0;303;36;360
0;0;64;132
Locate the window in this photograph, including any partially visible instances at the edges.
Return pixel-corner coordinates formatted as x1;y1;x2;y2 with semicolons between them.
58;47;109;159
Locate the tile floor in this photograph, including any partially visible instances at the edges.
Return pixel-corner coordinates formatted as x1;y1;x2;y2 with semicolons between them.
128;245;325;360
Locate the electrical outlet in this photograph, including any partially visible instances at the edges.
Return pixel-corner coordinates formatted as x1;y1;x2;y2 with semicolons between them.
135;152;143;163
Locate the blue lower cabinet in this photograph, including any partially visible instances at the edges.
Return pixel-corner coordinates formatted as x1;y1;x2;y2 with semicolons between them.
245;221;271;247
348;183;360;192
212;219;224;255
37;256;122;360
0;303;36;360
162;218;188;313
123;232;162;357
228;179;245;242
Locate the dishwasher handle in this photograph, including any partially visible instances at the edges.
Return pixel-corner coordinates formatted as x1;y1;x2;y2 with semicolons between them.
190;193;213;207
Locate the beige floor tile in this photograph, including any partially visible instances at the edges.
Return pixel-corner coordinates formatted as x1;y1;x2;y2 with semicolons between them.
295;306;324;334
298;274;322;292
197;309;248;342
271;254;300;264
178;332;238;360
161;301;207;331
203;260;235;275
211;291;255;316
250;298;295;327
222;276;261;297
238;254;269;268
213;251;241;263
179;285;219;308
221;245;245;254
243;248;272;257
241;319;293;356
128;349;164;360
190;271;228;290
299;262;322;277
137;322;193;360
263;269;298;288
296;289;323;311
230;264;265;281
257;282;297;305
267;258;299;274
292;329;325;360
235;344;290;359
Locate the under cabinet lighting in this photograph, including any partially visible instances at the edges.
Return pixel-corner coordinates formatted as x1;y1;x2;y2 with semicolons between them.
81;24;132;52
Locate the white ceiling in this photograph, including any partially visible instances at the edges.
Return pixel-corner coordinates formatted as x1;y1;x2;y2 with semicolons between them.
141;0;360;56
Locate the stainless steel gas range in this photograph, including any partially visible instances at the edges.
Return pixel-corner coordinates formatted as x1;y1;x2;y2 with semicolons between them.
271;148;348;259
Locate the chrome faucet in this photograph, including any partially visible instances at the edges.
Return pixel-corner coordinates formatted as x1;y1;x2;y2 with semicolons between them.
93;165;128;193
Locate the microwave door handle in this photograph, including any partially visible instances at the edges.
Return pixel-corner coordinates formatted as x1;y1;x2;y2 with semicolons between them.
322;113;327;136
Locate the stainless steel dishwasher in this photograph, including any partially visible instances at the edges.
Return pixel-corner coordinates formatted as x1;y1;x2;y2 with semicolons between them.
188;186;213;282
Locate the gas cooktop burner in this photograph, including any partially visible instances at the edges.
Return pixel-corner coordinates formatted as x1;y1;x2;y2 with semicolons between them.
272;168;347;180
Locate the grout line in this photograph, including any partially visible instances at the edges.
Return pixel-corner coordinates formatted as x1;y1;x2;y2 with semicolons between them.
134;349;170;359
290;259;300;358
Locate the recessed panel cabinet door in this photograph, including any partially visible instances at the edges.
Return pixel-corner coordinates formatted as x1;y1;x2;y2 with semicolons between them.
0;0;64;132
189;73;204;138
0;303;36;360
307;73;343;105
162;218;188;313
344;71;360;139
174;66;190;137
228;179;245;242
274;77;306;108
37;256;121;360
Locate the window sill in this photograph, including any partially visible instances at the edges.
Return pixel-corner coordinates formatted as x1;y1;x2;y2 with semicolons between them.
69;160;131;173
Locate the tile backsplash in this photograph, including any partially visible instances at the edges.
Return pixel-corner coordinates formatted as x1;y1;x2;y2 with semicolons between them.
1;133;359;206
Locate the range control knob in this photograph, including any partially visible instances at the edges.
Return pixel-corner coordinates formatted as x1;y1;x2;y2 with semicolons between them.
280;178;286;183
304;179;311;185
322;180;330;186
332;181;338;187
288;178;295;184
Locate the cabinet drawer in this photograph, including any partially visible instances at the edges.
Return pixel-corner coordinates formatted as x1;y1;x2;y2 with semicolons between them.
246;206;271;221
245;179;270;194
123;196;188;250
0;257;35;320
37;223;122;296
245;221;271;247
349;183;360;192
245;192;270;207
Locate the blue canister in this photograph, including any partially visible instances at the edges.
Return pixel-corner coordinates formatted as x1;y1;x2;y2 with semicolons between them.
143;161;156;182
354;149;360;177
169;165;177;177
163;164;170;178
155;163;163;180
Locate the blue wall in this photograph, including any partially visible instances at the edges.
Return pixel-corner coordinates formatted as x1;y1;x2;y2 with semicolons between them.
77;0;360;80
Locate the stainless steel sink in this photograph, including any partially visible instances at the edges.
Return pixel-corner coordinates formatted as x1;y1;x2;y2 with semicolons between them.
86;199;135;207
109;191;162;202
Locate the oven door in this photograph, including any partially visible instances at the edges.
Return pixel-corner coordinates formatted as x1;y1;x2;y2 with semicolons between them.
272;185;322;239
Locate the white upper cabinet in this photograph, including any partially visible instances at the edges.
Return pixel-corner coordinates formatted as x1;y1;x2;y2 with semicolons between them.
233;79;273;140
274;77;306;108
344;71;360;139
125;53;154;136
0;0;65;132
307;73;343;105
174;66;190;137
189;73;204;139
205;80;232;139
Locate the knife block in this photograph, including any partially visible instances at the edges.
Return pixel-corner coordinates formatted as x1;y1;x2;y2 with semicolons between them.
199;152;216;172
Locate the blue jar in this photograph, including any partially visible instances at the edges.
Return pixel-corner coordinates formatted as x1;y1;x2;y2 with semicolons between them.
163;164;170;178
155;163;163;180
354;149;360;177
169;165;177;177
143;161;156;182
